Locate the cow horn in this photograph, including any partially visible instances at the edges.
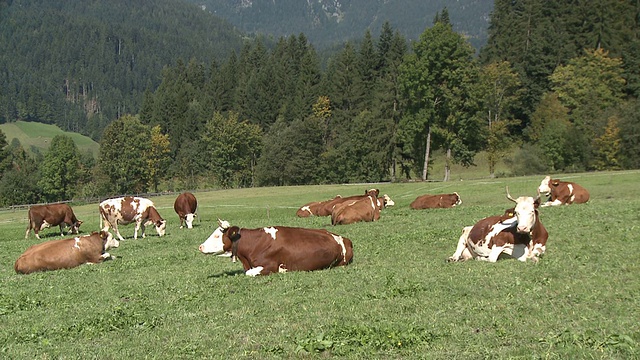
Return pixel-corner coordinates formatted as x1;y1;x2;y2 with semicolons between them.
505;186;517;203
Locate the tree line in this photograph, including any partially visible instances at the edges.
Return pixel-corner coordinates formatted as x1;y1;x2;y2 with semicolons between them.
0;3;639;206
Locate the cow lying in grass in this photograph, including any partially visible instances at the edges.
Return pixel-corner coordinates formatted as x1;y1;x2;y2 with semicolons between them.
199;219;354;276
15;231;119;274
448;188;548;263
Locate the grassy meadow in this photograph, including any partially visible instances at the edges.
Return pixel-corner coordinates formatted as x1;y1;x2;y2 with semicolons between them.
0;121;100;157
0;171;638;359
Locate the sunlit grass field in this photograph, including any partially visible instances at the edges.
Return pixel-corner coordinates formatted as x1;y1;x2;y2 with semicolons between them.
1;171;638;359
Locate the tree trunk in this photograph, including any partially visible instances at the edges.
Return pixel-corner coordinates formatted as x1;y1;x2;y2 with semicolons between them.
444;148;451;181
421;127;431;181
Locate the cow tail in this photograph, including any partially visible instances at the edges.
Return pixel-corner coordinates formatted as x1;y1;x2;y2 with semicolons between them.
25;208;32;239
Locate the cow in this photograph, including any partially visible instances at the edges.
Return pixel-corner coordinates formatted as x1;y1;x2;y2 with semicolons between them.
537;176;590;207
447;187;548;263
199;219;354;276
25;203;83;240
99;196;167;241
174;192;198;229
14;231;119;274
331;194;384;225
410;192;462;209
296;189;385;217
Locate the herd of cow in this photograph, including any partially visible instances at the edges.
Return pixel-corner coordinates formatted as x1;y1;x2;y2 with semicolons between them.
13;175;589;276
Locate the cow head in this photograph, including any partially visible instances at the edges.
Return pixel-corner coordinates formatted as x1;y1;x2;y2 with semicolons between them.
454;192;462;206
185;214;196;229
199;219;231;255
365;188;380;197
537;176;553;196
100;230;119;250
506;187;541;234
383;194;395;207
70;220;83;234
153;219;167;236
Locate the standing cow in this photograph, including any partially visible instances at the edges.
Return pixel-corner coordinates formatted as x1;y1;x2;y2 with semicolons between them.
25;203;83;239
448;188;548;263
99;196;166;241
199;219;353;276
538;176;590;207
174;192;198;229
410;192;462;209
15;231;119;274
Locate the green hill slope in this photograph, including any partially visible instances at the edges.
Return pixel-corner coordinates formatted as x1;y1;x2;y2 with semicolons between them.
0;121;99;157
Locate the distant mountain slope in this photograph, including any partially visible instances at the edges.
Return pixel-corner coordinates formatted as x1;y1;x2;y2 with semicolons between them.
188;0;493;50
0;0;246;139
0;121;99;157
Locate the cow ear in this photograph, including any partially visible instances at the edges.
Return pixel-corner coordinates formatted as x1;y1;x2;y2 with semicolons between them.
228;226;241;242
551;180;560;186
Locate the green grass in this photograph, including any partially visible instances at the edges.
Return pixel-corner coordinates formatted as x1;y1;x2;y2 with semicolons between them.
1;171;639;359
0;121;99;157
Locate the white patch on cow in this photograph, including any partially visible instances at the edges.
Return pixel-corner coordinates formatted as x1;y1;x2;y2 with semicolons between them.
278;264;288;273
300;205;311;213
541;199;564;207
263;227;278;240
484;217;517;243
246;266;264;276
100;252;113;260
185;214;195;229
73;237;81;250
331;234;347;262
39;220;51;231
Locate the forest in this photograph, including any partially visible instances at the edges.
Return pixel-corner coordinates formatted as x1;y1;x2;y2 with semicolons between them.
0;0;639;206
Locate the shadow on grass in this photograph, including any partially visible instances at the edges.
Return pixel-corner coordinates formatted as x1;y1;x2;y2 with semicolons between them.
207;270;245;278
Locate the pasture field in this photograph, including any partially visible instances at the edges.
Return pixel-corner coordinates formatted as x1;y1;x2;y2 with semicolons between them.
1;171;639;359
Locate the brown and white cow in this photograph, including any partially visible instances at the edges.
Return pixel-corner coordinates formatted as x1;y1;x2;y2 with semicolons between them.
296;189;383;217
331;194;384;225
199;219;354;276
174;192;198;229
99;196;167;241
15;231;119;274
25;203;83;239
448;188;548;263
538;176;590;207
410;192;462;209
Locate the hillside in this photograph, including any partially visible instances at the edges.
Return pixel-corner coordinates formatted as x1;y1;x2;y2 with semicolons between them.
0;0;246;139
188;0;493;50
0;121;100;158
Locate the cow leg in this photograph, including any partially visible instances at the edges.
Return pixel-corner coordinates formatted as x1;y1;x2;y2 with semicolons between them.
112;222;125;242
25;224;32;239
448;226;472;262
486;246;505;262
59;223;65;236
245;266;265;276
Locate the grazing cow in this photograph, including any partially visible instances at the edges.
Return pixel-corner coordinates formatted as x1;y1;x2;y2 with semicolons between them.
410;192;462;209
99;196;166;241
296;189;385;217
331;194;384;225
15;231;119;274
174;192;198;229
448;188;548;263
199;219;354;276
538;176;590;207
25;203;83;239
